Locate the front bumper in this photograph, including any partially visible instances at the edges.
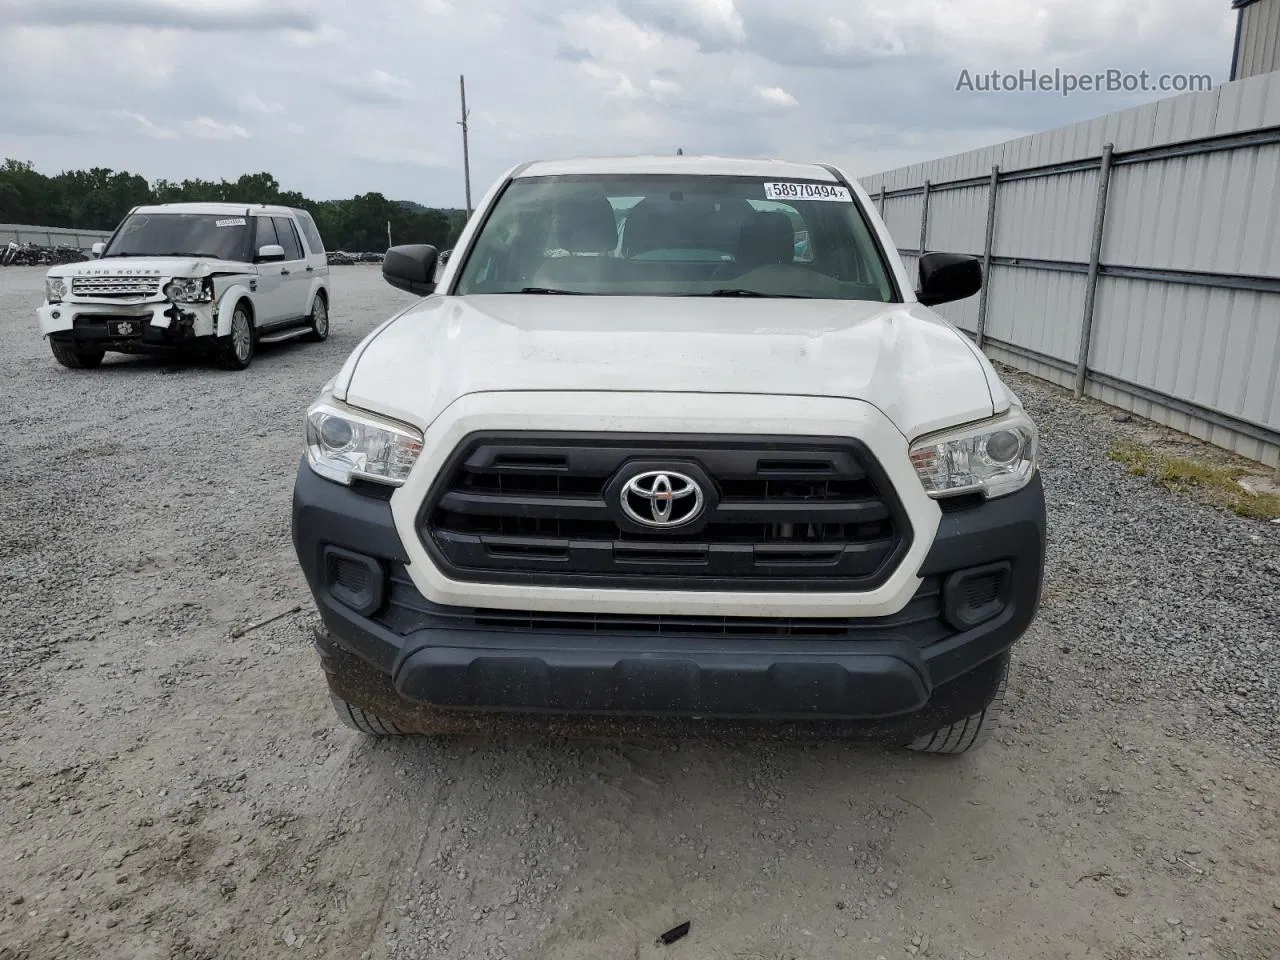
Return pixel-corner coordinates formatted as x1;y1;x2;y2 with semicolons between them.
38;299;217;347
292;458;1046;726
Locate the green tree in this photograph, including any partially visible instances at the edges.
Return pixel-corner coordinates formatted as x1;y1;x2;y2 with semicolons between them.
0;158;464;253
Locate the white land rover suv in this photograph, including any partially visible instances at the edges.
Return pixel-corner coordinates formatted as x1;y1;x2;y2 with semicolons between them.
37;202;331;371
290;156;1047;754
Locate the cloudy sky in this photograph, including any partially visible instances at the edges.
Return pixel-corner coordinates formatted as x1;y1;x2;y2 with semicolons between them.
0;0;1237;208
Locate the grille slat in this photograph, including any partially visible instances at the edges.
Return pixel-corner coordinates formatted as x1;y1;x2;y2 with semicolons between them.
420;433;912;592
71;276;162;299
378;567;947;643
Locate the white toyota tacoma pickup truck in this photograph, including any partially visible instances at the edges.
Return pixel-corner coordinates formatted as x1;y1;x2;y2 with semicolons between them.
37;202;331;370
291;155;1046;754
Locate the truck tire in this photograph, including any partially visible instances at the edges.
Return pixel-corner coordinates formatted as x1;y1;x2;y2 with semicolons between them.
303;292;329;343
216;303;255;370
907;658;1008;755
50;340;105;369
329;694;407;737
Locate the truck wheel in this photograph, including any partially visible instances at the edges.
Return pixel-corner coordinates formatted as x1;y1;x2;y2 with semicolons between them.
50;340;104;369
217;303;255;370
303;293;329;343
329;694;407;737
907;659;1008;755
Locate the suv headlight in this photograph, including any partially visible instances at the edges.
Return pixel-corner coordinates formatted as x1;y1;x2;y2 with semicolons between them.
46;277;68;302
163;277;214;303
305;398;423;487
909;409;1038;500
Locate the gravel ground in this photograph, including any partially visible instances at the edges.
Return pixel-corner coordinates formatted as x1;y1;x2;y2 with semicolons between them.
1;264;1278;960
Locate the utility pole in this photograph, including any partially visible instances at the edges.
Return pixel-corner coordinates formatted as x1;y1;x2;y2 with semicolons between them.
459;75;472;218
386;220;392;249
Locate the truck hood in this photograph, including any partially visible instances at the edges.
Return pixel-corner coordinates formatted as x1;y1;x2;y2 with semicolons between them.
48;256;250;279
341;295;998;439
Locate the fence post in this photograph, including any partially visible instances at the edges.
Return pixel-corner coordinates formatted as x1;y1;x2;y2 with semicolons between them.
976;164;1000;349
1074;142;1115;399
918;179;931;257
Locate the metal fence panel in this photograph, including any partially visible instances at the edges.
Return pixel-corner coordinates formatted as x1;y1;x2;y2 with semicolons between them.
991;171;1098;261
858;70;1280;467
1091;278;1280;432
929;282;981;333
881;195;922;247
984;265;1087;365
1102;145;1280;276
925;184;988;255
1;223;112;247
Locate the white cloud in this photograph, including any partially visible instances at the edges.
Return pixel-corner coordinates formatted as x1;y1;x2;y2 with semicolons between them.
753;85;798;108
579;61;642;99
333;68;414;104
183;116;251;140
285;22;342;46
240;92;284;114
6;0;318;32
617;0;746;50
112;110;179;140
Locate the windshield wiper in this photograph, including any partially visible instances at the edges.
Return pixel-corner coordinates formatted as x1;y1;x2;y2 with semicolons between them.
695;289;814;299
518;286;585;295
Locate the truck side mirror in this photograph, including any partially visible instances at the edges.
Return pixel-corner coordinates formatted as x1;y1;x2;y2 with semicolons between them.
916;252;982;307
383;244;439;296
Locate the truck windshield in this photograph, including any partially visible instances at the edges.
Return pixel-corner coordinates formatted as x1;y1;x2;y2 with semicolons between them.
103;213;249;261
452;174;897;301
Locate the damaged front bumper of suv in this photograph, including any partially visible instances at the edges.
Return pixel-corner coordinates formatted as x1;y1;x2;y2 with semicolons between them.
38;296;221;354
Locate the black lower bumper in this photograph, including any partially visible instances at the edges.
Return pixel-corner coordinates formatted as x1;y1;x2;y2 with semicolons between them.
50;305;211;353
292;458;1046;728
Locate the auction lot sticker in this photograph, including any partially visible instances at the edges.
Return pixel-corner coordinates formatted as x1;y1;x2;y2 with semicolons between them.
763;182;852;202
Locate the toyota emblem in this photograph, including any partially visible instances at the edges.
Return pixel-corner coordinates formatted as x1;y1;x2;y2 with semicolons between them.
620;470;704;528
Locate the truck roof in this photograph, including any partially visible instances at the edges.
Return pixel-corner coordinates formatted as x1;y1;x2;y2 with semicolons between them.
128;202;302;217
514;155;841;181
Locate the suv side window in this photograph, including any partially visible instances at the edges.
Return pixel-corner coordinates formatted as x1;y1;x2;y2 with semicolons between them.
294;211;326;255
254;216;279;255
272;217;304;261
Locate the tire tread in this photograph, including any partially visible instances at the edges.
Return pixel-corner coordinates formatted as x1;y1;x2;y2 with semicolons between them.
907;662;1008;756
50;340;104;369
330;694;407;737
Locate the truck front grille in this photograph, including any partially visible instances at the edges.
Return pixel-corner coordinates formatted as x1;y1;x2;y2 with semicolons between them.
71;276;161;299
419;433;913;592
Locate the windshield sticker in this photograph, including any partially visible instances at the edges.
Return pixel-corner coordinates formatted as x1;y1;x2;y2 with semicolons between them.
216;218;247;227
762;182;852;202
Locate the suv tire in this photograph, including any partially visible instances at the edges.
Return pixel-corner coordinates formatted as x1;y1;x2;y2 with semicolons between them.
907;656;1008;755
217;303;255;370
50;340;105;369
329;694;407;737
303;293;329;343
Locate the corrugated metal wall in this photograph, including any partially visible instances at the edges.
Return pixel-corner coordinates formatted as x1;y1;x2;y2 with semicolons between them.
1235;0;1280;80
860;71;1280;467
1;224;112;247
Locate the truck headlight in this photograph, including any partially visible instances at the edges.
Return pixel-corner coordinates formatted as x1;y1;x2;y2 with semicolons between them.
305;398;423;487
46;277;68;302
909;409;1038;500
163;277;214;303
